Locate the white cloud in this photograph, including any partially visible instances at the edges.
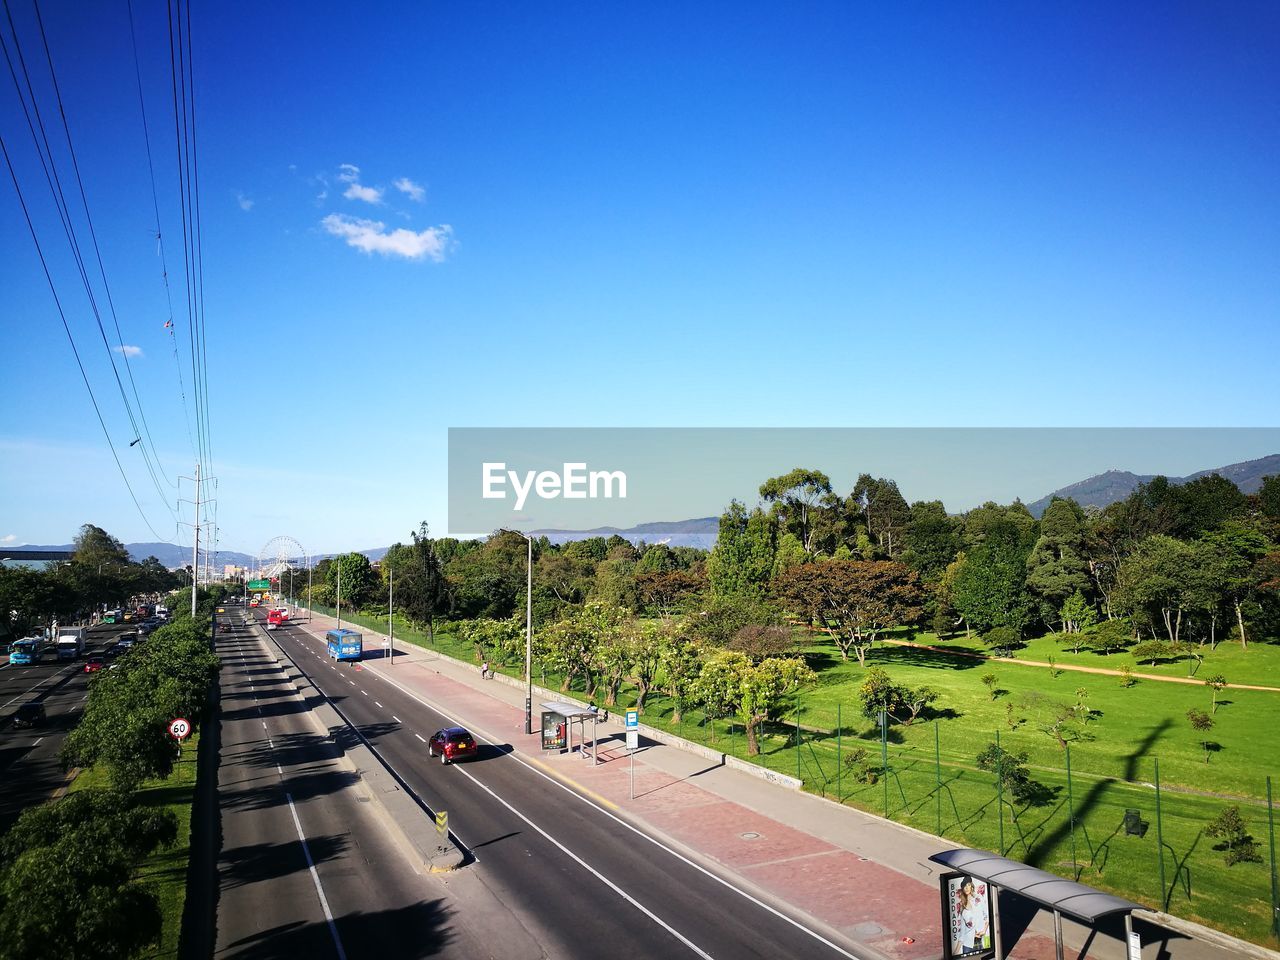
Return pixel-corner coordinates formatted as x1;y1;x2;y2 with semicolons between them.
343;182;384;204
1;534;16;544
236;191;254;211
337;163;361;183
393;177;426;202
321;214;453;261
315;189;329;203
113;345;143;358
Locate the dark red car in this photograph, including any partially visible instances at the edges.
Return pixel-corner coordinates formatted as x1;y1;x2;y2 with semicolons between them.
83;656;105;673
426;727;477;764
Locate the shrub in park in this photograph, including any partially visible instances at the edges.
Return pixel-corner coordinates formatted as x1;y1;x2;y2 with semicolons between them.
1186;708;1216;763
975;742;1046;804
983;626;1022;657
1118;664;1136;688
1204;674;1228;714
981;673;1000;700
842;746;880;785
1205;805;1263;866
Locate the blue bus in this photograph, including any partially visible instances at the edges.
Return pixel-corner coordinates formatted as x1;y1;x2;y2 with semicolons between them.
325;629;363;662
9;639;40;665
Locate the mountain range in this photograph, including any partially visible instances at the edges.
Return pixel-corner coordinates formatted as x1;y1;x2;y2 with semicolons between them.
1024;453;1280;517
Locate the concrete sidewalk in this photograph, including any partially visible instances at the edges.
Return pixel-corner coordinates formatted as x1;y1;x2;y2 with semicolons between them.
290;609;1273;960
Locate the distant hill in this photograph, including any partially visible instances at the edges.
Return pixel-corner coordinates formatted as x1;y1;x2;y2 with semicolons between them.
530;517;718;550
6;542;258;569
1027;453;1280;517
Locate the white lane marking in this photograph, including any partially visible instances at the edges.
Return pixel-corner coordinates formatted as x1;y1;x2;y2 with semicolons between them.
374;702;383;708
453;763;715;959
361;690;368;696
286;792;349;960
364;663;862;959
413;733;425;742
262;722;268;729
33;737;42;746
392;716;401;724
348;680;355;686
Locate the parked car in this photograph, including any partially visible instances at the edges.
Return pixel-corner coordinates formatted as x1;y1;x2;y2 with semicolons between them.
13;702;45;729
426;727;478;764
84;656;105;673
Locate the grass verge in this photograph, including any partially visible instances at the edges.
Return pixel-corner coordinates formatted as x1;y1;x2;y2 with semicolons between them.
69;732;201;960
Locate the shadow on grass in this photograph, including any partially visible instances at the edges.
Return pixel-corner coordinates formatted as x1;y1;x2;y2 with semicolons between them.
870;644;983;671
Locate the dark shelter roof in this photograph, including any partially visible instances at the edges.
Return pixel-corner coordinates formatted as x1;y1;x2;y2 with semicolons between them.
929;849;1141;924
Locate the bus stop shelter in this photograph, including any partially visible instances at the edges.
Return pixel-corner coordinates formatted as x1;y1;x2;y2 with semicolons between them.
929;848;1143;960
539;702;602;764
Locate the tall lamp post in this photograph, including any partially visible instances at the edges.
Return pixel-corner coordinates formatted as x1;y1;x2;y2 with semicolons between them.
522;533;533;735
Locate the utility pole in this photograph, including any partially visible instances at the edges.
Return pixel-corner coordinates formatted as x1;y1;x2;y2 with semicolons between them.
525;534;533;735
190;464;201;617
337;559;342;631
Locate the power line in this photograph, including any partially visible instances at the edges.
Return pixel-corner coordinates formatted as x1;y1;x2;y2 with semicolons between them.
1;131;168;542
126;0;198;463
30;0;176;491
0;0;178;521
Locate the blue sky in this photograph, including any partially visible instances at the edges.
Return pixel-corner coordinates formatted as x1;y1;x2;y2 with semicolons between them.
1;1;1278;556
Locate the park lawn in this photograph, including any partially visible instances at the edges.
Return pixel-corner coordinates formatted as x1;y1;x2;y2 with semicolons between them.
912;628;1280;687
70;733;201;960
314;604;1280;945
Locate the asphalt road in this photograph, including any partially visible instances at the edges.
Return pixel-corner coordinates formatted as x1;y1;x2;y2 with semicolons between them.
213;613;553;960
0;623;131;833
260;611;866;960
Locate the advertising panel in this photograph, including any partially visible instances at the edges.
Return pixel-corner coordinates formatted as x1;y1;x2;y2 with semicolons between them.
541;711;566;751
940;872;994;959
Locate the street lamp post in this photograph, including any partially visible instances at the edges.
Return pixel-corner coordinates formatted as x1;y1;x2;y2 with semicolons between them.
524;533;533;735
388;565;394;665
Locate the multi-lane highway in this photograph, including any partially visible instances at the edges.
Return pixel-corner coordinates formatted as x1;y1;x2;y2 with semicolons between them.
0;624;130;832
251;609;866;960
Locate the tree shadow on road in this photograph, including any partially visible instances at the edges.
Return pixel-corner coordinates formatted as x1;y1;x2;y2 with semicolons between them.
221;899;456;959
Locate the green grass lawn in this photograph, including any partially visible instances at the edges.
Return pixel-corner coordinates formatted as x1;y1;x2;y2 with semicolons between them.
916;627;1280;687
70;733;201;960
312;603;1280;945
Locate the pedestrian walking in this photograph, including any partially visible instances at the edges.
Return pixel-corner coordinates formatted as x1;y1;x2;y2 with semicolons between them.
481;660;489;680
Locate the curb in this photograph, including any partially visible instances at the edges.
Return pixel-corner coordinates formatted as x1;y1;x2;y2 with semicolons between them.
255;624;467;874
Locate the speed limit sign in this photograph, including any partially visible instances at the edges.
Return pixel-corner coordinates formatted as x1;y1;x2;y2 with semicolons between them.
168;718;192;741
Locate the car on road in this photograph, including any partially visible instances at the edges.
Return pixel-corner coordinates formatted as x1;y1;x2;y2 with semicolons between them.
12;702;45;729
426;727;478;764
84;656;105;673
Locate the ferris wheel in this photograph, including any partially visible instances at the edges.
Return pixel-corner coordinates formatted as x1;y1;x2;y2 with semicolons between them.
256;535;310;589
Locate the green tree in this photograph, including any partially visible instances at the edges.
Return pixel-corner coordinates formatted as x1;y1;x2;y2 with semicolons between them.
694;651;815;755
0;790;177;960
773;559;924;665
1187;708;1215;762
635;569;704;617
901;500;963;583
848;475;912;558
625;619;668;712
1058;592;1098;652
706;501;777;596
759;468;834;554
327;552;377;612
389;523;452;640
1205;805;1263;865
950;538;1033;636
1204;674;1228;714
975;742;1044;804
659;627;704;724
1025;499;1093;630
1113;535;1197;643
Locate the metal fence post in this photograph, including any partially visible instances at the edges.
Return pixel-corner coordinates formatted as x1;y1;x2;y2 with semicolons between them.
935;720;942;836
1269;775;1278;940
796;705;802;782
1067;743;1078;879
1155;758;1167;909
996;728;1004;855
881;710;889;819
836;703;842;803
